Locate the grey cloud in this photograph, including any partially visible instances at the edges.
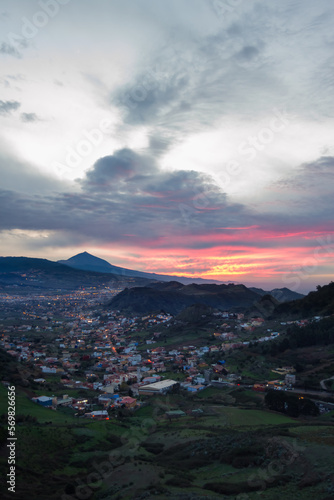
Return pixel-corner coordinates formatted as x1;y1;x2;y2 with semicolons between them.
0;74;25;91
276;156;334;193
20;112;40;123
0;42;21;58
2;148;332;251
0;100;20;115
0;36;27;58
0;148;250;247
234;46;264;71
82;149;227;210
148;135;173;156
0;148;69;195
81;148;157;191
110;0;333;156
115;67;190;126
6;73;26;82
267;156;334;224
236;45;260;61
111;25;270;151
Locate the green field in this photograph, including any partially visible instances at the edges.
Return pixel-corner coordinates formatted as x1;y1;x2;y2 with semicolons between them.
1;378;334;500
0;383;75;424
212;406;296;426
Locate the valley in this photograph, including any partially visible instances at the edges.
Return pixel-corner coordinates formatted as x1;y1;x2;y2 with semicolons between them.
0;257;334;499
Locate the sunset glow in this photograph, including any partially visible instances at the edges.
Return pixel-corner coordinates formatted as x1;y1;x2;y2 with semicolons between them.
1;0;333;294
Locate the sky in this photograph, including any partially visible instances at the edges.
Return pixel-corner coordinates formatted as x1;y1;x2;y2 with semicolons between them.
0;0;334;293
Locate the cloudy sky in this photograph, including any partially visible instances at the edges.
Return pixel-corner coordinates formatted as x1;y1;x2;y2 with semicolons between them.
0;0;333;292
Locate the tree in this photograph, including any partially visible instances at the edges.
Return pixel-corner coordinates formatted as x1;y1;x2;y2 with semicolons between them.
265;390;286;412
300;398;319;416
119;381;129;393
278;337;290;352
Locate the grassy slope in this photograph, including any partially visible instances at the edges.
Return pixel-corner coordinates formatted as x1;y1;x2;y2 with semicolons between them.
1;342;334;500
1;374;334;500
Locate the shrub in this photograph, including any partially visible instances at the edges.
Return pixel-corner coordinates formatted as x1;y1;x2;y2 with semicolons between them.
166;476;192;488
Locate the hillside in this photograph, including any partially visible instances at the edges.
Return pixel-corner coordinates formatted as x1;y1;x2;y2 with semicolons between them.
108;282;261;315
0;257;152;292
249;286;304;302
247;294;280;319
271;281;334;319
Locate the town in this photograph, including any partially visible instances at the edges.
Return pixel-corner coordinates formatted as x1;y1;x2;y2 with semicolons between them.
1;287;333;421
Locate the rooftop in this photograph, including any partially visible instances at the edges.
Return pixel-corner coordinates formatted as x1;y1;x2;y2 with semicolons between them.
140;379;178;390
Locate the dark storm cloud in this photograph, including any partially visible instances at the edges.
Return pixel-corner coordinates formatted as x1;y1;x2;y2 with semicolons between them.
2;147;333;250
0;99;20;115
0;148;250;246
82;149;228;211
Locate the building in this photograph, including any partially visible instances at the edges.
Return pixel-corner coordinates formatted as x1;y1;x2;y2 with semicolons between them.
32;396;53;407
253;383;266;392
54;394;73;407
186;384;205;392
166;410;185;419
285;374;296;385
120;396;137;409
138;379;179;396
86;410;109;420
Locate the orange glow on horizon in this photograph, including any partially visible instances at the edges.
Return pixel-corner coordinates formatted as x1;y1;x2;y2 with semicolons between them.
77;228;334;291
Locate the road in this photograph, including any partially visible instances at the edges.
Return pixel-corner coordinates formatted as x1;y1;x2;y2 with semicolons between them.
320;375;334;391
240;383;334;401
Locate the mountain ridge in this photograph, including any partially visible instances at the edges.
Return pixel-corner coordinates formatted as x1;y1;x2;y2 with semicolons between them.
58;252;305;302
0;256;154;292
58;251;225;285
249;286;304;302
271;281;334;319
107;282;262;315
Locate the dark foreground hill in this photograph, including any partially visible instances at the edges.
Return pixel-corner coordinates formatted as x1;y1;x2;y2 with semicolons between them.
271;281;334;319
0;257;152;292
249;286;304;302
247;294;281;319
108;282;261;315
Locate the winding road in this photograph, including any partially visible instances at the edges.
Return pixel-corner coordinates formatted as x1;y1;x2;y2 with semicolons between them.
320;375;334;391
